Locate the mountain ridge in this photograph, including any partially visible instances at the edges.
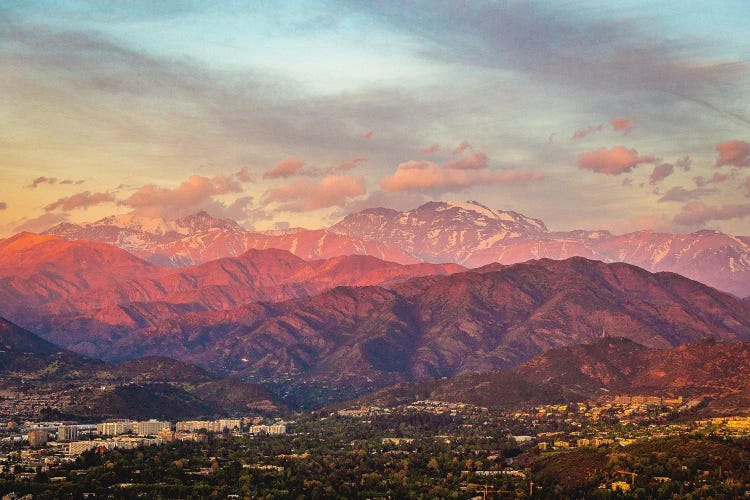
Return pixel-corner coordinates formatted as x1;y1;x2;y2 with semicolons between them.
40;201;750;296
19;256;748;407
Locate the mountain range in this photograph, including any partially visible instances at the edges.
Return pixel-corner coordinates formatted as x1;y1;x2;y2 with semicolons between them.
330;201;750;297
3;246;747;406
43;201;750;297
47;211;417;267
1;200;749;407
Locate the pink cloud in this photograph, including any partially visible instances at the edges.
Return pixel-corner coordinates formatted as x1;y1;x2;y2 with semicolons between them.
264;174;366;211
234;167;254;183
674;200;750;225
28;176;58;188
694;172;729;187
577;146;657;175
649;163;674;184
419;143;440;154
452;140;471;155
0;202;6;210
120;174;242;216
675;156;692;171
44;191;115;212
330;157;367;173
715;140;750;167
362;130;374;140
571;123;604;140
611;117;633;132
380;161;542;193
263;156;305;179
27;176;84;188
443;152;489;170
744;176;750;197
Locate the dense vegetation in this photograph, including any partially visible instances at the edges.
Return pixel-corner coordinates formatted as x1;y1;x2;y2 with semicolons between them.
3;411;750;498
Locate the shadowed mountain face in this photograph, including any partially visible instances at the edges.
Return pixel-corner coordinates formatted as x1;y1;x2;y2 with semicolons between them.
349;338;750;416
14;256;748;407
0;316;284;418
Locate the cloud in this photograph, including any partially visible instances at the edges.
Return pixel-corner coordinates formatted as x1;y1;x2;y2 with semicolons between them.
210;195;272;230
674;200;750;225
744;176;750;197
119;174;243;217
571;124;604;141
715;140;750;168
657;186;716;203
452;140;471;155
0;202;6;210
694;172;729;187
380;160;542;193
649;163;674;184
358;2;749;118
419;143;440;154
675;156;692;172
443;152;488;170
28;176;58;188
234;167;254;183
44;191;116;212
577;146;657;175
611;117;633;132
264;175;366;211
331;190;431;219
362;130;374;140
11;212;69;233
329;157;367;173
263;157;305;179
27;176;85;189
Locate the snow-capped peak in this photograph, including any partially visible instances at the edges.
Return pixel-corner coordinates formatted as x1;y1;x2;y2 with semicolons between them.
439;200;499;220
92;214;176;235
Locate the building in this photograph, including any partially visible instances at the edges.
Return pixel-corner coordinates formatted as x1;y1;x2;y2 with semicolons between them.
58;425;78;442
28;429;49;447
268;424;286;435
97;421;133;436
217;419;242;432
68;441;99;456
176;420;210;432
133;420;170;437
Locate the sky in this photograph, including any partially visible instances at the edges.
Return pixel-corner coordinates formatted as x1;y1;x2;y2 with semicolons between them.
1;0;749;236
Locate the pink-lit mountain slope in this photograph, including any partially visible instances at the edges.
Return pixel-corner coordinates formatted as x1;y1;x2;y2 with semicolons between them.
330;200;750;296
46;211;417;266
0;234;462;342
